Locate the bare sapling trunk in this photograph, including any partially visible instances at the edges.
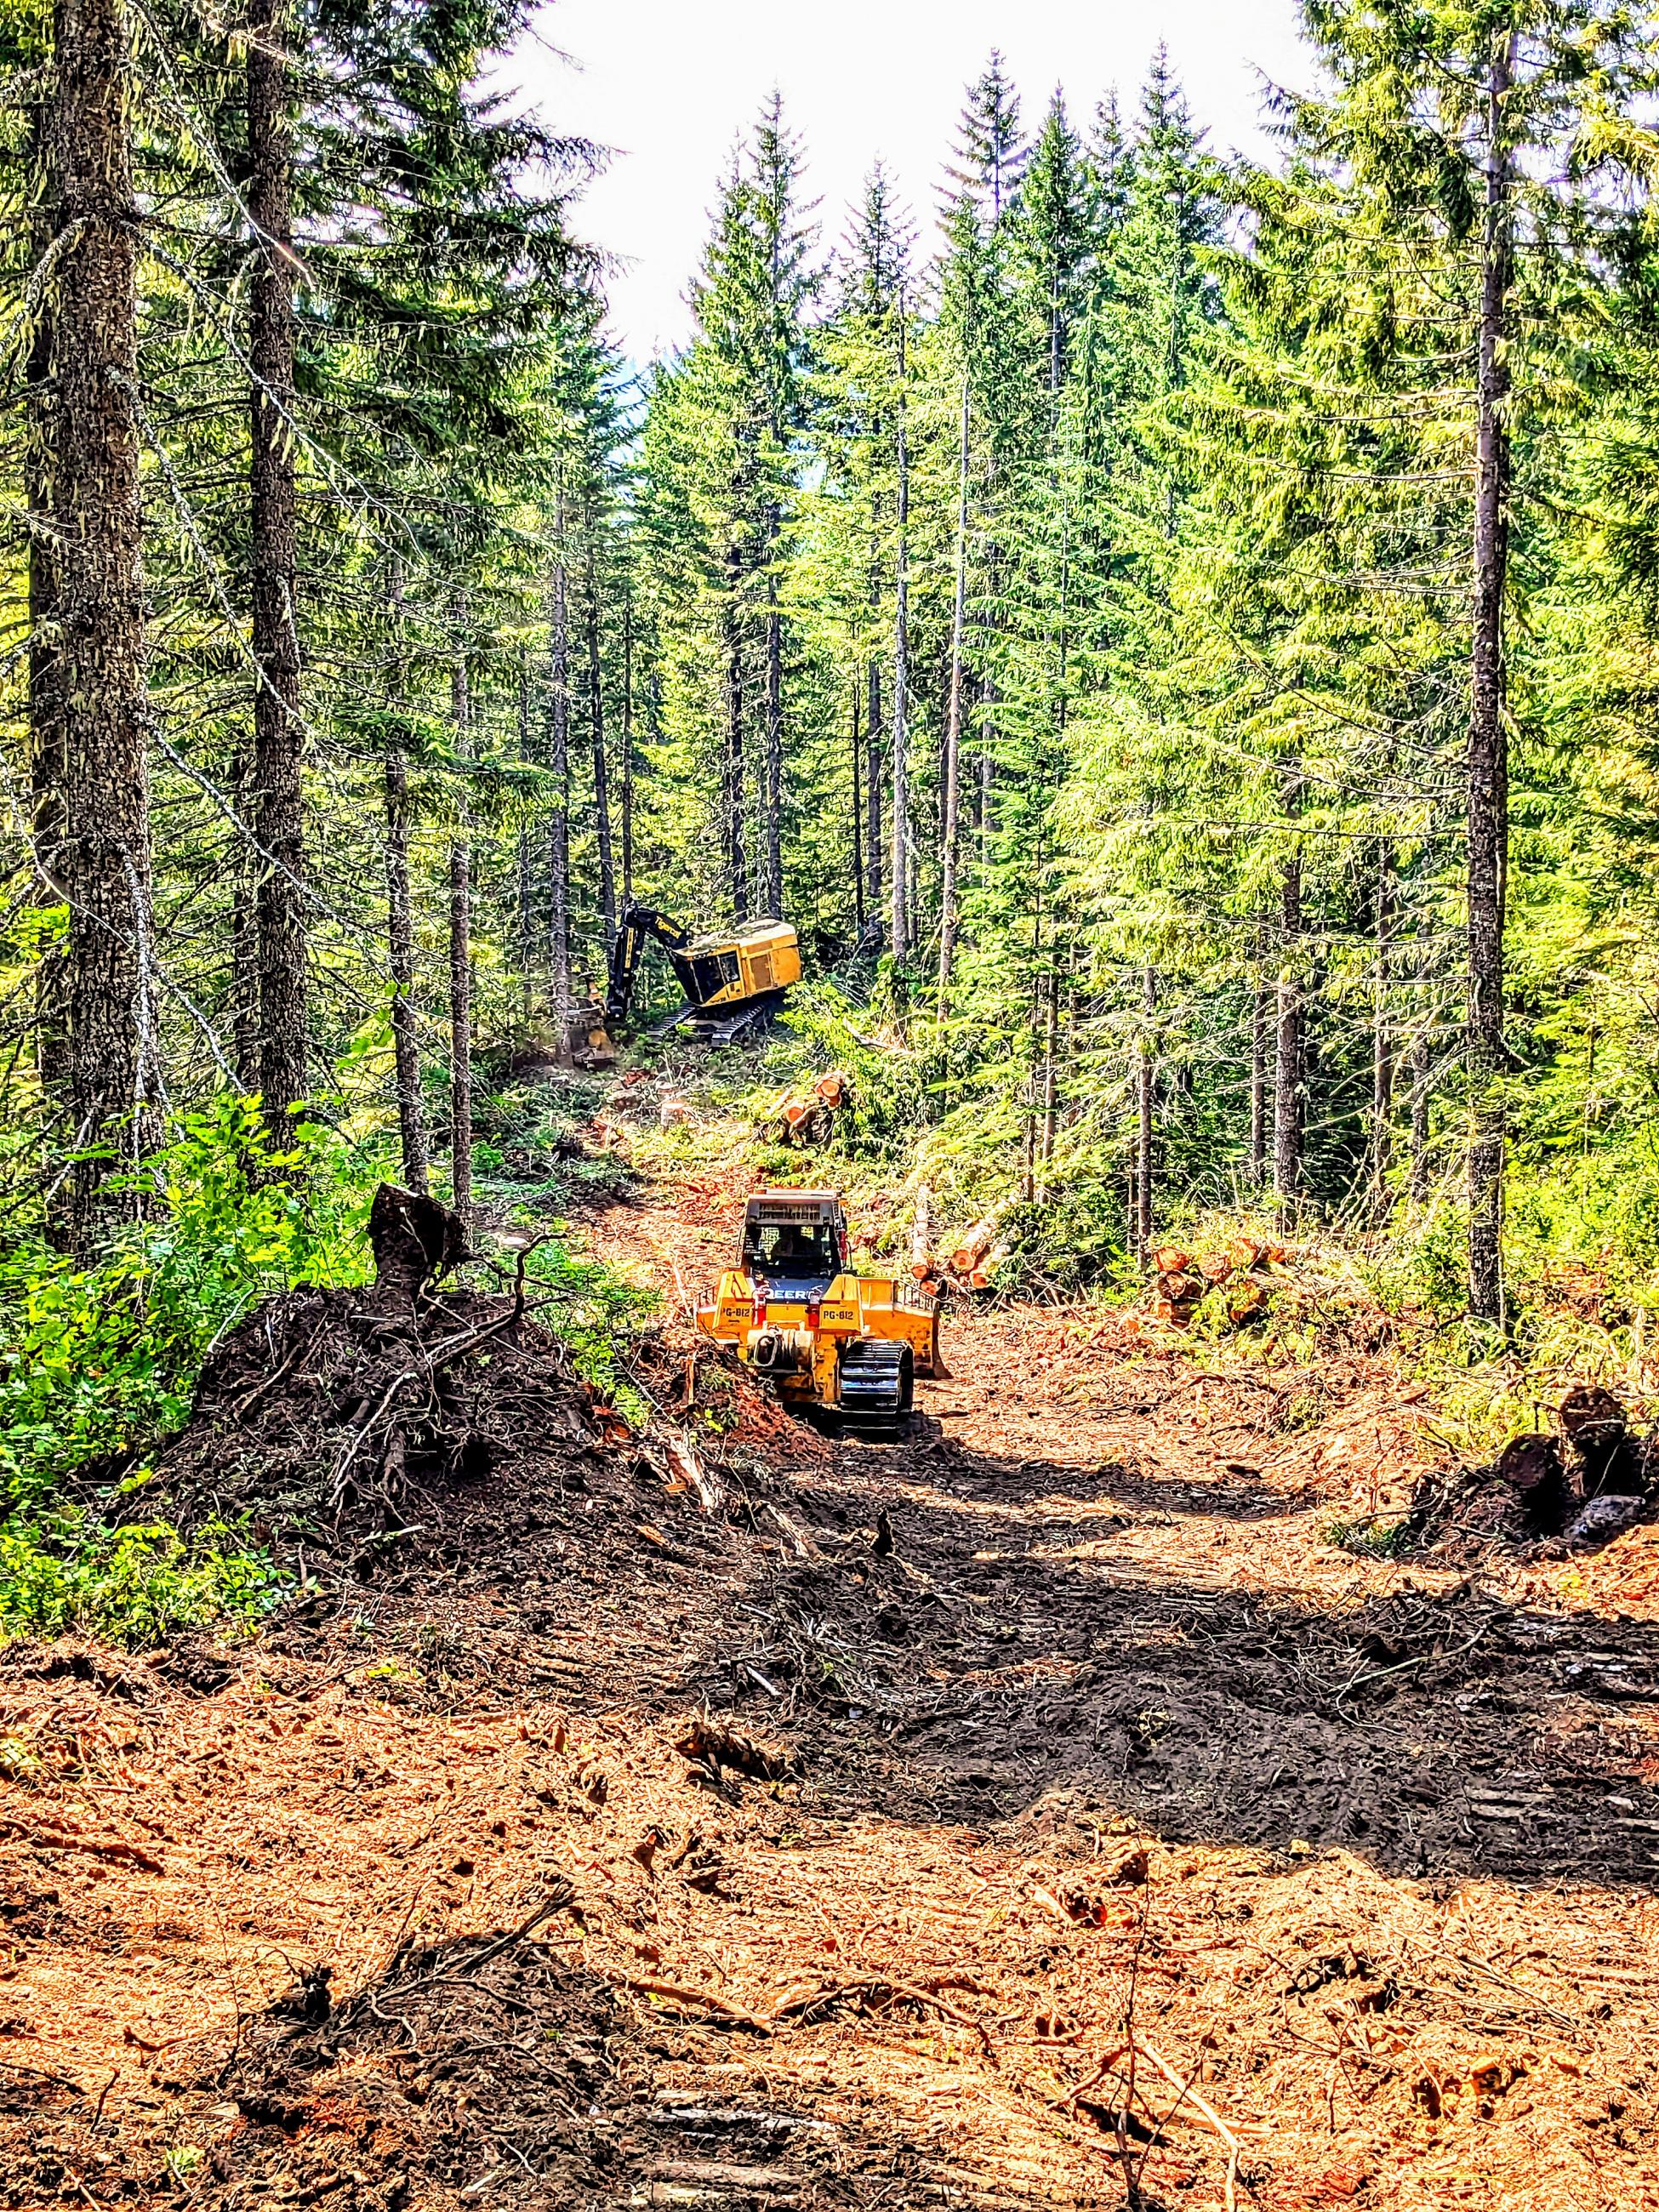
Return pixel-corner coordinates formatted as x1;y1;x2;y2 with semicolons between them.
584;516;616;949
1371;837;1394;1212
1273;845;1303;1211
1410;1027;1432;1204
448;640;472;1230
1136;966;1155;1258
764;550;784;917
865;657;883;934
1038;955;1059;1183
1467;35;1515;1326
54;0;157;1242
938;369;971;1006
620;584;634;909
248;0;307;1144
849;668;864;939
385;565;426;1194
548;480;571;1031
1248;923;1267;1186
889;299;910;962
516;647;533;1025
724;547;747;923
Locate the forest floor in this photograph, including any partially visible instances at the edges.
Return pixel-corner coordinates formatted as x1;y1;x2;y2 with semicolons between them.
5;1088;1659;2211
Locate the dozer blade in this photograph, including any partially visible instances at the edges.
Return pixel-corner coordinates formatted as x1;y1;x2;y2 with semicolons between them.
835;1337;913;1431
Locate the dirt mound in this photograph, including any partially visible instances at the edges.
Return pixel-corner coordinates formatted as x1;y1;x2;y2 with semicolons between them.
151;1281;600;1557
202;1902;645;2209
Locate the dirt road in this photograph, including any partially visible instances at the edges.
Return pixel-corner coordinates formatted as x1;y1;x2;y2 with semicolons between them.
5;1173;1659;2209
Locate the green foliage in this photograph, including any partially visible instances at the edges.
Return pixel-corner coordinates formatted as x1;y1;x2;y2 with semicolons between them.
0;1509;282;1645
0;1098;379;1507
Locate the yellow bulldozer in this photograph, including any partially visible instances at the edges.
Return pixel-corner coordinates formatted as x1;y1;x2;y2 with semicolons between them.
697;1189;942;1428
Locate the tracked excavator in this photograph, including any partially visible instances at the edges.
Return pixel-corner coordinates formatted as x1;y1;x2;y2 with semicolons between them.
564;905;801;1067
698;1190;943;1430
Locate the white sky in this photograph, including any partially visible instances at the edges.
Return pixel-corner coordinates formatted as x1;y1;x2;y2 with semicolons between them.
514;0;1310;362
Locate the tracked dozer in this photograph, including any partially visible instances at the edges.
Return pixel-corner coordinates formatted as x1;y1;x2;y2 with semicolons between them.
564;906;801;1068
697;1190;943;1430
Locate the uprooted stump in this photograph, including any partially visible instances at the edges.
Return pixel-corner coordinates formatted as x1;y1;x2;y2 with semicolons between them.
147;1204;607;1563
368;1181;470;1299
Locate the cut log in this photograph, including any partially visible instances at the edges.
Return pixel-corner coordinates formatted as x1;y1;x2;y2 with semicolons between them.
968;1243;1008;1291
949;1206;1007;1274
1227;1236;1264;1272
1150;1244;1191;1275
813;1069;847;1107
910;1187;932;1280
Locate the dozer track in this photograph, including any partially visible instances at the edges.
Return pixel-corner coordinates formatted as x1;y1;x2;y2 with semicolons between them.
835;1337;914;1429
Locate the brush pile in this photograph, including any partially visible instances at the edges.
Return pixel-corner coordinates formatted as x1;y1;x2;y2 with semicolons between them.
145;1185;608;1562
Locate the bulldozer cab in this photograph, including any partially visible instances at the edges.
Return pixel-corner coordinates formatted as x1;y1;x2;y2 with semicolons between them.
740;1192;846;1296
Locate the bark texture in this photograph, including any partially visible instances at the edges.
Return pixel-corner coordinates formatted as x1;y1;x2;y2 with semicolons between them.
1467;36;1515;1325
248;0;307;1138
26;98;68;1121
938;370;970;1006
54;0;157;1242
548;488;571;1025
1273;850;1303;1209
448;644;472;1229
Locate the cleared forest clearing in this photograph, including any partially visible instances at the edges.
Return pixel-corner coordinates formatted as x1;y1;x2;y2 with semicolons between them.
4;1145;1657;2212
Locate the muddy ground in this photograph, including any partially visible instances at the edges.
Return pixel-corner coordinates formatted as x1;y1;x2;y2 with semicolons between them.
3;1154;1659;2211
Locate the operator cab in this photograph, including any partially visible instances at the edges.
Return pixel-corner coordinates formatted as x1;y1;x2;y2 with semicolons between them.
740;1190;847;1300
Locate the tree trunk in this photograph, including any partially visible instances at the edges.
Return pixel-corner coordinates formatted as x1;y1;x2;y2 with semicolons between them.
620;580;634;909
26;95;68;1122
1410;1027;1432;1203
1135;966;1155;1258
938;368;970;1007
1371;838;1394;1212
763;552;784;917
1467;34;1515;1325
584;514;616;949
54;0;156;1242
516;647;533;1025
548;482;571;1029
1248;938;1267;1187
448;640;472;1229
724;549;747;923
849;666;864;940
231;745;259;1094
889;302;910;962
865;657;883;933
385;565;426;1194
1038;956;1059;1178
1273;850;1303;1211
248;0;306;1142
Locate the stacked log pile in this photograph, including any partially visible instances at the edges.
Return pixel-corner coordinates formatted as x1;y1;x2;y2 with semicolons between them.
760;1069;851;1149
1144;1236;1285;1331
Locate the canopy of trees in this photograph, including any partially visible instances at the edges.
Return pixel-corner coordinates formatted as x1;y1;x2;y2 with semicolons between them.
8;2;1659;1328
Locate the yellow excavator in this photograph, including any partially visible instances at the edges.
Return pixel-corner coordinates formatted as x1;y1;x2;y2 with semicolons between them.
566;906;801;1068
698;1190;943;1428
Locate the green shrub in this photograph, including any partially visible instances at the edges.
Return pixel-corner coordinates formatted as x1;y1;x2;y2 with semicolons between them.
0;1508;282;1644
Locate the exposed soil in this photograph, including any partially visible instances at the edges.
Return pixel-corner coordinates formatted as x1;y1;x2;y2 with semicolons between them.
4;1146;1659;2210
